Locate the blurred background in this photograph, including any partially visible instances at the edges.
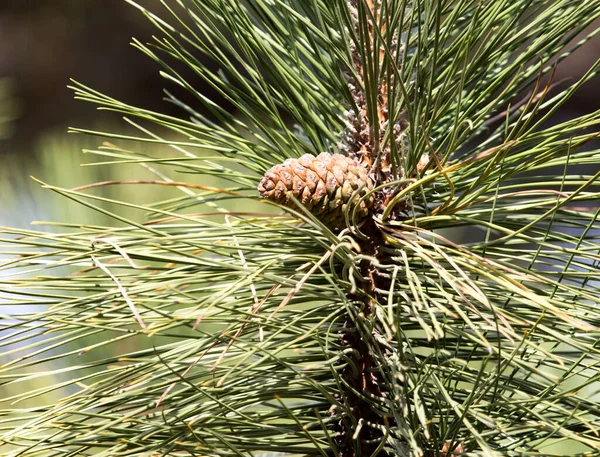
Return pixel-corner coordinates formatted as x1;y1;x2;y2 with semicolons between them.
0;0;227;229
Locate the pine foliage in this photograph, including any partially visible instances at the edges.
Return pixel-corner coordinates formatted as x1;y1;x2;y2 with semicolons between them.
2;0;600;456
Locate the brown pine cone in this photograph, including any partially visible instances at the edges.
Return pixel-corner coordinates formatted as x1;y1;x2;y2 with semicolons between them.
258;152;374;228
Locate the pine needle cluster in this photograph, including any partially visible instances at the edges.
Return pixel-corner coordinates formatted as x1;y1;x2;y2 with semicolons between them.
2;1;600;456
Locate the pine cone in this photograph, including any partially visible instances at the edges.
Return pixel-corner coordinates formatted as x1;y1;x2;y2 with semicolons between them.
258;152;374;228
